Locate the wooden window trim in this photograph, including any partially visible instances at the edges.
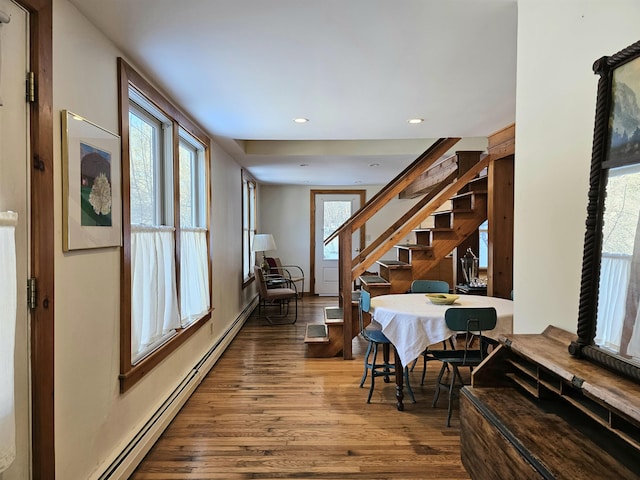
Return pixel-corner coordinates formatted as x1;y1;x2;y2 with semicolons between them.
241;169;257;288
118;58;213;392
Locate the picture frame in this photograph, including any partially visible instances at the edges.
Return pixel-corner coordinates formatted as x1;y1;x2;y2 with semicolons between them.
572;39;640;383
61;110;122;251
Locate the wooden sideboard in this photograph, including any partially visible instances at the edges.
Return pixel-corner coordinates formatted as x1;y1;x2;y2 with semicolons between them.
460;325;640;479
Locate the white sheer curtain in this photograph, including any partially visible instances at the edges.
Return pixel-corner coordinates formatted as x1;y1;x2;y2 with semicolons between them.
596;252;632;351
131;225;181;363
627;307;640;359
0;211;17;472
180;228;209;325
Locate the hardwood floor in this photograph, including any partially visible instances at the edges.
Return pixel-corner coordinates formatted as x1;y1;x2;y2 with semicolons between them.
130;296;470;479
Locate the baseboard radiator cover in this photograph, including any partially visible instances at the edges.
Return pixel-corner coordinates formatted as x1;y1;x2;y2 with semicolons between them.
93;296;259;480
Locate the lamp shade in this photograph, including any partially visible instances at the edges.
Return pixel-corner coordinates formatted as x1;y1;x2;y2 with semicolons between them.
252;233;276;252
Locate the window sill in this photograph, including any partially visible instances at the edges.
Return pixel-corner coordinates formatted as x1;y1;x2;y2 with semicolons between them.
242;275;255;289
119;310;212;393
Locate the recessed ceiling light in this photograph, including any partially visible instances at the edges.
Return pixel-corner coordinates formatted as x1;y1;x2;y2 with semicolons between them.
407;118;424;124
293;118;309;123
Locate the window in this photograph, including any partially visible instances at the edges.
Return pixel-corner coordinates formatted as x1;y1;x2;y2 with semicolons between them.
242;171;257;285
118;58;211;392
178;130;209;326
322;200;352;260
479;220;488;269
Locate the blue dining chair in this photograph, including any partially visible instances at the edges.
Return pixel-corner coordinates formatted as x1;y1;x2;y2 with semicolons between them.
431;307;497;426
409;279;450;294
358;289;415;404
408;279;454;385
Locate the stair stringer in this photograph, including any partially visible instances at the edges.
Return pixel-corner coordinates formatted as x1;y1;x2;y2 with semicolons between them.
410;197;488;280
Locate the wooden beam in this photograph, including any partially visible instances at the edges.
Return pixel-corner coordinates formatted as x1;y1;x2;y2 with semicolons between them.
486;123;515;298
340;231;353;360
487;123;515;159
487;155;514;298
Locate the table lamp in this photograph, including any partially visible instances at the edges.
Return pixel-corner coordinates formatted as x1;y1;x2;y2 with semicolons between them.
251;233;277;272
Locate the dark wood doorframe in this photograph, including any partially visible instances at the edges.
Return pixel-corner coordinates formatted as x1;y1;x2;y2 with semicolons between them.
309;189;366;295
19;0;54;478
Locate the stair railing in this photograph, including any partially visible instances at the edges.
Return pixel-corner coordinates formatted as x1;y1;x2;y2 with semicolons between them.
352;154;490;279
326;139;492;359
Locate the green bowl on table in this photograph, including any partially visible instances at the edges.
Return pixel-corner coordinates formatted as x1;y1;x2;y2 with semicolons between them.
425;293;459;305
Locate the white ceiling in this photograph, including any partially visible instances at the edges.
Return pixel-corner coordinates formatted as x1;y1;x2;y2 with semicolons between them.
68;0;518;185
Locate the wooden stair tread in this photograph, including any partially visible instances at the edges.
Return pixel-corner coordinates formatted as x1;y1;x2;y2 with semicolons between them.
304;324;329;344
451;190;487;200
324;306;344;324
451;208;475;214
359;275;391;285
376;259;411;269
395;244;432;250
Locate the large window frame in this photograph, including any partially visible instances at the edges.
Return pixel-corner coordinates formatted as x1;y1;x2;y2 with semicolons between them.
118;58;212;392
242;170;257;286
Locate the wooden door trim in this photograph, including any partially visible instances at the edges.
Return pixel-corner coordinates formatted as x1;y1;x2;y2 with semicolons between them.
19;0;54;478
310;190;366;295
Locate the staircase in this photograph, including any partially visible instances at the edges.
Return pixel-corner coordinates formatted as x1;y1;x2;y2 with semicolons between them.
304;126;515;359
380;174;488;293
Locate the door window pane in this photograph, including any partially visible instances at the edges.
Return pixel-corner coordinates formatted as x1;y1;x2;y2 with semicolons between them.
323;200;351;260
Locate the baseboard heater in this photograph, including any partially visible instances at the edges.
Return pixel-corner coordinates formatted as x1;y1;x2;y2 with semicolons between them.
94;296;259;480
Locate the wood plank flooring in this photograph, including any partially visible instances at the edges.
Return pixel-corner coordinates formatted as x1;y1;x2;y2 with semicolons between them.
130;296;470;479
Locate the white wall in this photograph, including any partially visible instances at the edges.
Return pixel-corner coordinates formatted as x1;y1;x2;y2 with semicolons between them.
52;2;254;479
514;0;640;333
260;184;430;292
47;1;640;475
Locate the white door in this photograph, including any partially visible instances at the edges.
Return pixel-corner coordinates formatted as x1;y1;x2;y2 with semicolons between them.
0;1;31;478
314;193;361;296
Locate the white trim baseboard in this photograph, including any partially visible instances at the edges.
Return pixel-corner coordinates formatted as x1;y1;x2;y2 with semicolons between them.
93;296;259;480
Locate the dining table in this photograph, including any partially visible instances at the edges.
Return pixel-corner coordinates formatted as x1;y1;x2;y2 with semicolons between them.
369;293;514;411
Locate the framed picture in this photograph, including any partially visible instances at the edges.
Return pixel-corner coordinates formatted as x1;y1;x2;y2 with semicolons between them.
61;110;122;251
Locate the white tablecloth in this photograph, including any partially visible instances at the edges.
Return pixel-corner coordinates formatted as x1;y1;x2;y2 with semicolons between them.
370;293;514;367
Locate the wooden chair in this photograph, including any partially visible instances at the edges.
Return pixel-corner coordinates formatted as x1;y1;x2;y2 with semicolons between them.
431;307;497;426
408;279;454;385
254;266;297;325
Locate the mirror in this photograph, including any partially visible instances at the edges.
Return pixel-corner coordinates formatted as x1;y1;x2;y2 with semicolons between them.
597;164;640;363
572;39;640;382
